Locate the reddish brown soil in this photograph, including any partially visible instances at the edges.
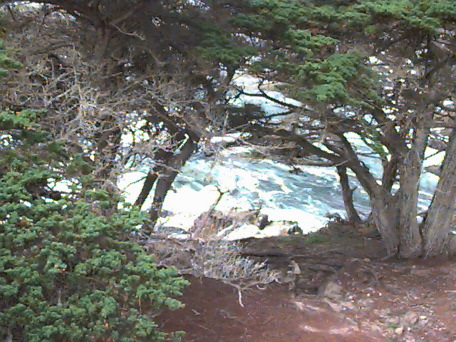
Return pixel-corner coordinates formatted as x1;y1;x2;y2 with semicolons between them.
156;227;456;342
158;277;384;341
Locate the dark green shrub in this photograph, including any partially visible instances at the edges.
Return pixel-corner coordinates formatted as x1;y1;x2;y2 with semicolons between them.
0;39;22;77
0;111;188;341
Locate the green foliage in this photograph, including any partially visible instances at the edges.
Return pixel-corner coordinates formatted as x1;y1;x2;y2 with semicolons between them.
194;22;257;67
0;39;21;77
0;113;188;341
0;109;42;129
354;0;456;33
284;29;337;56
304;231;329;244
237;0;455;106
235;0;376;104
294;52;368;103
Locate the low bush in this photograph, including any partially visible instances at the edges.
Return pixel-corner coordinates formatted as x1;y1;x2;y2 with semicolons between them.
0;110;188;341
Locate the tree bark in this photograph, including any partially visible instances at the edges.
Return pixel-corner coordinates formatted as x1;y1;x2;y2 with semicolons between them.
423;128;456;257
148;137;197;227
134;170;159;209
336;165;362;223
335;134;400;255
134;148;174;208
381;156;398;192
396;116;431;258
370;194;400;257
448;232;456;257
135;100;198;210
396;160;423;259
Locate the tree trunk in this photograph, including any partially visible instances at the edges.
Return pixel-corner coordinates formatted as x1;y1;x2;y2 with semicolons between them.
134;148;174;208
336;165;362;223
396;120;430;258
448;231;456;256
370;194;400;257
134;170;159;209
330;134;401;255
423;128;456;257
395;169;423;259
149;137;197;227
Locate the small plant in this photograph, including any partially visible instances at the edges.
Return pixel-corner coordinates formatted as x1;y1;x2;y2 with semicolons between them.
196;241;278;284
386;321;398;330
304;231;329;244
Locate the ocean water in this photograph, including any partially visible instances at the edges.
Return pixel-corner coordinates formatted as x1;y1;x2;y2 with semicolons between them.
119;75;441;235
119;142;439;234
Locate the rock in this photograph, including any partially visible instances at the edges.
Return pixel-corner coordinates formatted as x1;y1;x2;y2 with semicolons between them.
223;224;260;240
394;326;404;334
356;298;374;309
169;232;192;239
401;311;420;326
410;267;432;277
260;221;298;237
258;214;270;230
323;299;345;312
192;210;233;232
377;308;392;316
323;298;357;314
290;260;301;275
320;281;344;300
287;224;303;235
278;270;295;284
341;301;356;310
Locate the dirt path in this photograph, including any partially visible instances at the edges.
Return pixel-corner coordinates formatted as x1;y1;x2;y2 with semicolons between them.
158;277;384;341
155;226;456;341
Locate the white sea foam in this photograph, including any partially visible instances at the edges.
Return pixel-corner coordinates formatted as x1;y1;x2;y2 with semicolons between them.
117;76;441;237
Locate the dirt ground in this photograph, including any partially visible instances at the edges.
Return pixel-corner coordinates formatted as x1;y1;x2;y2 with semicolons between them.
156;224;456;342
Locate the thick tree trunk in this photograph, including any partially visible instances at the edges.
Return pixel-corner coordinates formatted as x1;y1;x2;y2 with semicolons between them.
396;121;430;258
370;194;400;256
332;135;400;255
149;137;197;227
336;166;362;223
396;173;423;259
423;129;456;257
